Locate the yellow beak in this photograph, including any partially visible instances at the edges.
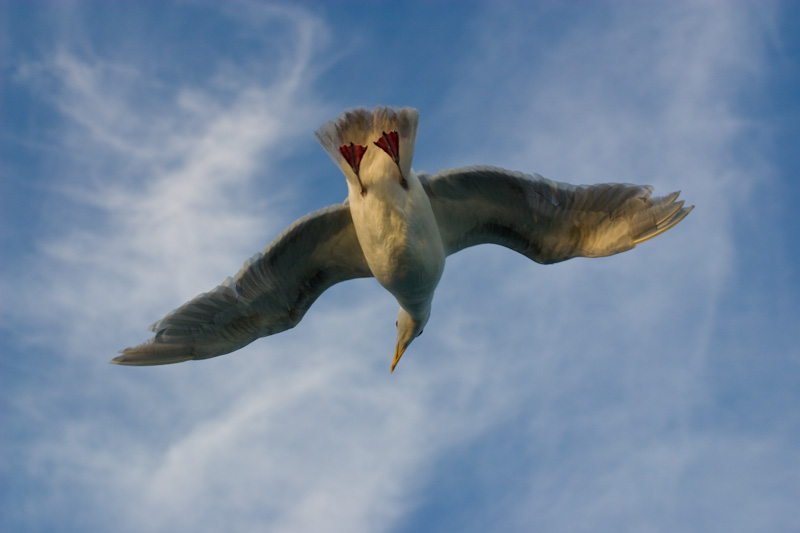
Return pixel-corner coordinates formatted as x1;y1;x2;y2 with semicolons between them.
391;343;407;373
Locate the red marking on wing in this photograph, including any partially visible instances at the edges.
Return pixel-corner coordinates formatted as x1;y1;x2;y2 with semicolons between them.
374;130;400;163
339;143;367;174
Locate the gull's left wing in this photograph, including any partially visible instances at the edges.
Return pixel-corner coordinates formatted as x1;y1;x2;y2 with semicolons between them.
113;203;372;366
419;166;692;264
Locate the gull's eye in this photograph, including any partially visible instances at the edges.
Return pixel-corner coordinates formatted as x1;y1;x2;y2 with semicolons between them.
417;329;424;337
395;320;398;327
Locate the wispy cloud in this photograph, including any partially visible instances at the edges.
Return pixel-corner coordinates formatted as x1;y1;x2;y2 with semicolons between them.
9;7;329;355
4;4;512;532
407;4;796;531
2;2;796;533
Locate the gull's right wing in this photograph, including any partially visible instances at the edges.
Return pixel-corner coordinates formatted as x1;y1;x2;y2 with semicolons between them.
420;166;692;264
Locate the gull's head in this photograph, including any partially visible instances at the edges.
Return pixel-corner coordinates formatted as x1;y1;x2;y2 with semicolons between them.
391;307;428;373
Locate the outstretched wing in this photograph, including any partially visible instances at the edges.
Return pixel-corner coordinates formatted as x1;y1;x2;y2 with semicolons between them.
113;203;371;366
420;166;692;264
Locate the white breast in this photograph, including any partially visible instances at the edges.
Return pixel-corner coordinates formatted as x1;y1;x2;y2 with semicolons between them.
348;168;445;313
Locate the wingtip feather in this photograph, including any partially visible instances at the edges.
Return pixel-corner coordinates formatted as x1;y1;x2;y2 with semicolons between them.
632;195;693;245
111;345;194;366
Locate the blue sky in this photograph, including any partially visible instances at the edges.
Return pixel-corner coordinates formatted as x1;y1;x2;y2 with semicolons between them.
2;1;799;532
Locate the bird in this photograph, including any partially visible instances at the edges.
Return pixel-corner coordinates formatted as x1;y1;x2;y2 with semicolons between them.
113;106;693;372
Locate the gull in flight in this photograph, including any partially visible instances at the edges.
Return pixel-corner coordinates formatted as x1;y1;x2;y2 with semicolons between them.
113;107;692;371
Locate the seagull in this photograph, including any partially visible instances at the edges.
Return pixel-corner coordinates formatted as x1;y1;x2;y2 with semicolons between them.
113;106;692;371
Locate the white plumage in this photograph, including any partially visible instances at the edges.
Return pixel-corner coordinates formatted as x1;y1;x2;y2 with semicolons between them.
113;107;692;371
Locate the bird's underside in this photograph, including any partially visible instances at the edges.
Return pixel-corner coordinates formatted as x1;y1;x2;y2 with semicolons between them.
113;107;692;368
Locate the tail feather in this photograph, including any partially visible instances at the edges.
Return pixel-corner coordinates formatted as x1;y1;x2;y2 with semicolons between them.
315;106;419;181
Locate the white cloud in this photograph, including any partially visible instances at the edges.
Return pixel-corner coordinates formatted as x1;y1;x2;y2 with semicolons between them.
3;2;795;533
417;4;795;531
9;9;330;356
5;4;508;530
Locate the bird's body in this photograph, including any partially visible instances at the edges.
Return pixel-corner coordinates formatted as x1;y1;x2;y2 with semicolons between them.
113;107;692;370
314;108;446;368
351;172;444;316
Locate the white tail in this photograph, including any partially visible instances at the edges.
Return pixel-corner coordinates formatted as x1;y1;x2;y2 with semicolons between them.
315;107;419;182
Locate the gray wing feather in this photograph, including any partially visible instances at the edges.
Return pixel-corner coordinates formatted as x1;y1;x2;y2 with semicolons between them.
113;203;371;365
420;166;692;264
